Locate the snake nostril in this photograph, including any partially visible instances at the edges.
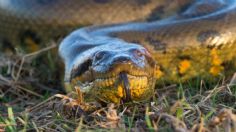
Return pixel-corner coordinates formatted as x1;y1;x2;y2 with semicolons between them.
113;56;131;63
133;49;144;58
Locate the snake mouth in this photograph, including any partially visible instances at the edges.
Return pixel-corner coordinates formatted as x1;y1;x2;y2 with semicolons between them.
71;63;156;103
94;72;149;102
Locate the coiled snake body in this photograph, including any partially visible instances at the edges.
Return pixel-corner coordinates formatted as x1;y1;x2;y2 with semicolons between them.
1;0;236;103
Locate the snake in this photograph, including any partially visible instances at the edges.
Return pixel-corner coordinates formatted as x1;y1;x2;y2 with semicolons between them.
1;0;236;103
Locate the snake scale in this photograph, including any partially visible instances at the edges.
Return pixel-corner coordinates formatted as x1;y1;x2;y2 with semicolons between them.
1;0;236;103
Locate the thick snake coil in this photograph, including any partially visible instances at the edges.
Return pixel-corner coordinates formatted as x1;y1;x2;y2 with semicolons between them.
1;0;236;103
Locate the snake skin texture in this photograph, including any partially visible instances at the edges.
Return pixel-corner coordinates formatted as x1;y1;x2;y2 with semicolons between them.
1;0;236;103
0;0;188;53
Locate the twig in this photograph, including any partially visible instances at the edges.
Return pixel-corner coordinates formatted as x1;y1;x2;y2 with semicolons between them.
26;94;60;112
15;42;57;81
16;85;43;98
0;74;43;98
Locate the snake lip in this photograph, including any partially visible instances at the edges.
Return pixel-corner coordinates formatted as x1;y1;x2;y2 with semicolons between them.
72;68;150;86
93;73;149;87
72;61;153;83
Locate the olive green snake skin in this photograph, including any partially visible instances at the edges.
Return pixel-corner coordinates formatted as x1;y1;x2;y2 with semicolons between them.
1;0;236;103
0;0;185;52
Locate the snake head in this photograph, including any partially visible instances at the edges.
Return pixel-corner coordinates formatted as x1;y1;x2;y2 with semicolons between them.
70;42;157;104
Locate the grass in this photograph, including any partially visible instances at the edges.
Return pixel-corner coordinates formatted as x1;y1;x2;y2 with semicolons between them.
0;44;236;131
0;107;17;132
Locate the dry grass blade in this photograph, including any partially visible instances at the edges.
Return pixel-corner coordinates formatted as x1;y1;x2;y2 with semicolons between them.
103;104;122;128
229;73;236;85
208;109;236;131
201;85;226;103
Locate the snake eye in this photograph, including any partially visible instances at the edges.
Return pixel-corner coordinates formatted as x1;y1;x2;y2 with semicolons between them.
95;51;108;60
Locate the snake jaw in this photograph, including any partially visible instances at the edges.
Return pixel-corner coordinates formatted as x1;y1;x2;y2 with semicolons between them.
71;63;156;103
90;73;153;103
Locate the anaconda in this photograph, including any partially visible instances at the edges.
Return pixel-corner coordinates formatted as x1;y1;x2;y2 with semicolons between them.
1;0;236;103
